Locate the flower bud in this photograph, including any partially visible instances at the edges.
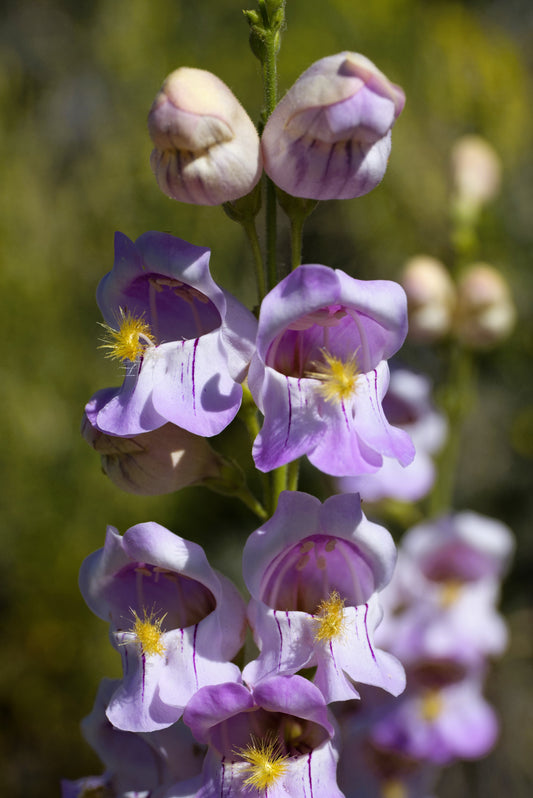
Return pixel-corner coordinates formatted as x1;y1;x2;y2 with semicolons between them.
454;263;515;348
82;406;223;495
148;68;263;205
401;256;456;342
451;135;501;209
261;52;405;200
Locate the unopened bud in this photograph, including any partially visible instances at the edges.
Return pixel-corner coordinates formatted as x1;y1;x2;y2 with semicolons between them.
261;52;405;200
454;263;515;348
148;68;263;205
451;135;502;209
401;256;456;342
82;402;223;495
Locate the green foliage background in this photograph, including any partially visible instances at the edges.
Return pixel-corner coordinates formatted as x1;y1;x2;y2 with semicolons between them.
0;0;532;795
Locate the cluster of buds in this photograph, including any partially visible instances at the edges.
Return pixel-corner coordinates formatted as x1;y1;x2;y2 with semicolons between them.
402;256;516;349
148;52;404;206
401;135;515;350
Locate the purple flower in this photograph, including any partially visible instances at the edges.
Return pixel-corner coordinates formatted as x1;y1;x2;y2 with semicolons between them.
88;231;257;438
378;579;509;674
337;369;447;502
371;678;499;766
375;512;514;678
171;676;344;798
242;492;405;702
261;52;405;200
336;697;439;798
402;511;514;584
248;264;415;475
79;522;246;732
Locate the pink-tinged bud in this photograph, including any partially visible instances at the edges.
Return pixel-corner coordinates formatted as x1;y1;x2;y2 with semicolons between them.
401;256;456;342
81;413;223;495
451;135;502;208
261;52;405;200
454;263;516;348
148;68;263;205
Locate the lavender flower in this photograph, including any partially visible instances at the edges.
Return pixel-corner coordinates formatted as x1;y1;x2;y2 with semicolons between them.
242;492;405;702
170;676;344;798
88;231;257;438
402;511;514;588
376;512;514;670
336;693;439;798
261;52;405;200
79;523;246;732
371;677;499;766
248;264;415;475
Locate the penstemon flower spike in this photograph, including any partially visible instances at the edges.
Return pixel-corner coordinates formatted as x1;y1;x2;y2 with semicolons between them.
70;2;515;796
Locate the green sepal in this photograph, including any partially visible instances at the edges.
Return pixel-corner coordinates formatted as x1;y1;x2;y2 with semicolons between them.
275;186;319;222
222;182;262;224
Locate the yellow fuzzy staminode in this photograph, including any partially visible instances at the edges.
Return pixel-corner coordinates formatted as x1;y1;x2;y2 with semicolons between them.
99;308;155;362
313;590;346;642
420;689;443;722
237;734;289;791
128;607;167;657
382;779;407;798
306;349;360;404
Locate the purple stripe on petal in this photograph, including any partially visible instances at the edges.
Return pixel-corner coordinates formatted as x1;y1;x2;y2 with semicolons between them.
283;377;293;448
341;399;351;430
193;623;199;688
329;640;340;675
191;338;199;414
364;602;377;661
220;758;226;798
274;611;284;671
308;751;314;798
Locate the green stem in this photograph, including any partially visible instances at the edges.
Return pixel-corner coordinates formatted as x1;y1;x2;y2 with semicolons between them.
242;219;266;303
234;485;268;520
270;464;288;512
262;30;278;117
239;383;271;510
290;214;305;272
427;344;475;517
262;30;279;289
265;177;278;289
287;458;300;491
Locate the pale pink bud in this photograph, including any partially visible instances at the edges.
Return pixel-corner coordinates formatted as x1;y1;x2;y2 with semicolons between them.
148;68;262;205
451;135;502;208
261;52;405;200
402;256;456;342
454;263;515;348
81;416;223;495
